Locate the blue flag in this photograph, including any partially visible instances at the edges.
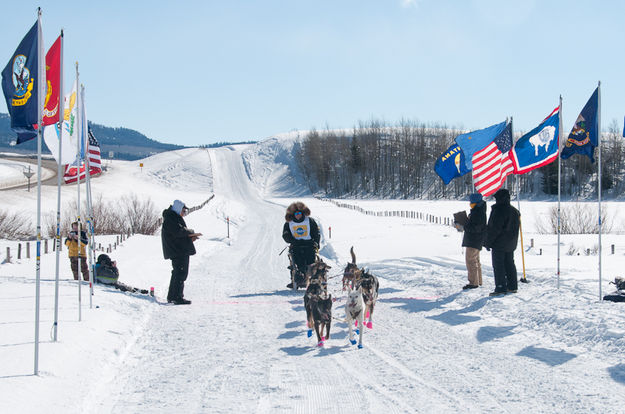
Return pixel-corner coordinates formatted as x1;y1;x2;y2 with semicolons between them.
561;87;599;162
510;106;560;174
454;121;507;171
1;21;39;144
434;143;470;185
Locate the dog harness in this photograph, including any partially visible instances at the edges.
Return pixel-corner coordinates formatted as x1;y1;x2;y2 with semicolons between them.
289;217;311;240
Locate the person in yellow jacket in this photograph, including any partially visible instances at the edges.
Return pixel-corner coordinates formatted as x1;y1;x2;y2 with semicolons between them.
65;221;89;281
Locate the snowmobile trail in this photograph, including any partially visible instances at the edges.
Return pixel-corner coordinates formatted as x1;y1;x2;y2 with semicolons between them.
90;146;620;413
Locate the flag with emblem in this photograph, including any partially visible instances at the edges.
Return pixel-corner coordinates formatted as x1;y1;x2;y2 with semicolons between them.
510;106;560;174
561;87;599;162
434;142;470;185
42;35;60;126
1;21;40;143
472;121;513;197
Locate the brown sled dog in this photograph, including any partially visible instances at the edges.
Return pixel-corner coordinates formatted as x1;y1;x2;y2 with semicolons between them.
342;246;363;291
305;255;331;287
304;278;332;346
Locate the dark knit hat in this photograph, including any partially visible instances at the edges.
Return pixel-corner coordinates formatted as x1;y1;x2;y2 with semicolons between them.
469;193;483;204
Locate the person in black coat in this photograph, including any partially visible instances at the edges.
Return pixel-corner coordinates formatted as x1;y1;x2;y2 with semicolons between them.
282;201;320;288
161;200;202;304
484;188;520;296
461;193;487;290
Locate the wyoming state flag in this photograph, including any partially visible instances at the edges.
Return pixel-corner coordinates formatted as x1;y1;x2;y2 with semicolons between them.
1;21;40;144
510;106;560;174
561;87;599;162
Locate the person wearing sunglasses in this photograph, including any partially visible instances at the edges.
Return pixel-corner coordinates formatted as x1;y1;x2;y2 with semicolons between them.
282;201;320;289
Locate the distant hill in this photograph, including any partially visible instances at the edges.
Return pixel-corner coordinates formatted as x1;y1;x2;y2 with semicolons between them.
0;113;186;160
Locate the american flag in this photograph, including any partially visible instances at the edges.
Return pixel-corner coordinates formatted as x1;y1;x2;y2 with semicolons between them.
472;122;513;197
63;130;102;184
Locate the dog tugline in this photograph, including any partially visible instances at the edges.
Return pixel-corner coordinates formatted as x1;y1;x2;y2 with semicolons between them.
282;201;320;290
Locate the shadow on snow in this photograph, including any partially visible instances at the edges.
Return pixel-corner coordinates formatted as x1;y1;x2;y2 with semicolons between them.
516;345;577;366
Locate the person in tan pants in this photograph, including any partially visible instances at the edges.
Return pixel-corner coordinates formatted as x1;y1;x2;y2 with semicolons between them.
461;193;487;289
65;221;89;281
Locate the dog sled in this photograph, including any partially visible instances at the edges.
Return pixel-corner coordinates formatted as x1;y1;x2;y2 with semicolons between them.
287;250;307;290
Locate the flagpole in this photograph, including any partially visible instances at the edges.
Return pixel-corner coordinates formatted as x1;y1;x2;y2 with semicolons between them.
75;62;82;321
52;29;64;342
597;81;602;300
511;116;528;283
82;84;94;308
33;6;44;376
557;95;563;289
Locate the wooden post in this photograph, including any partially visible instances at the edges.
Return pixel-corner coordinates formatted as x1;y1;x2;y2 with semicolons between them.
5;247;10;263
531;239;534;248
116;235;120;245
329;226;332;239
540;248;542;255
26;242;30;259
44;239;48;254
611;244;615;255
18;243;22;259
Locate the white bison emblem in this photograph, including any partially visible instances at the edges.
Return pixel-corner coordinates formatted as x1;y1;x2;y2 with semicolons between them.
528;126;556;156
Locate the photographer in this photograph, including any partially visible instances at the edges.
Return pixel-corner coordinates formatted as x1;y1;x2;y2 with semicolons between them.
161;200;202;305
65;221;89;281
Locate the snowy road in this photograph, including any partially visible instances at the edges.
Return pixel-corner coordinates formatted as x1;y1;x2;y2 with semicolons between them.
76;146;620;413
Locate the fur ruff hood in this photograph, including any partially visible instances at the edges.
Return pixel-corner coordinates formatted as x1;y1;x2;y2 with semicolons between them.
285;201;311;222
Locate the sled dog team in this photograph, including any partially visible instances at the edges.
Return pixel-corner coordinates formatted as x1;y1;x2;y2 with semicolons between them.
300;247;379;348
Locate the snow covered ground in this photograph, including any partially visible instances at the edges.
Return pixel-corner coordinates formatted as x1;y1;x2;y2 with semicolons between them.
2;139;625;413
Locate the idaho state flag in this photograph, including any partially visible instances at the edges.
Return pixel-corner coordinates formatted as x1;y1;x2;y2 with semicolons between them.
510;106;560;174
561;87;599;162
1;21;40;144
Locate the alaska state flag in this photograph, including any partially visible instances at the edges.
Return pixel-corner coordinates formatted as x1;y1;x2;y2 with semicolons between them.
561;87;599;162
1;21;40;144
454;121;507;171
434;143;470;185
510;106;560;174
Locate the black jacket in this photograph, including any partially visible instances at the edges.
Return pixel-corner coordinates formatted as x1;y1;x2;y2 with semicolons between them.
462;200;487;250
282;216;320;247
161;207;196;260
484;190;520;252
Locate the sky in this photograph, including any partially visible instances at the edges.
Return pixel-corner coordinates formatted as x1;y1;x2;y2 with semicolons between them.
1;0;625;146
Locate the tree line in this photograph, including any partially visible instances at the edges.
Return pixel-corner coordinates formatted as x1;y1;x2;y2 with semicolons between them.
296;119;625;199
